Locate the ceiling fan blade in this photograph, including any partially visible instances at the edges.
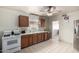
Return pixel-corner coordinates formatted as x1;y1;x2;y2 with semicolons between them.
48;6;56;12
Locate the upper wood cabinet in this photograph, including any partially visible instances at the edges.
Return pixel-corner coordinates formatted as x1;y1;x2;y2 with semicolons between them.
19;15;29;27
39;16;46;27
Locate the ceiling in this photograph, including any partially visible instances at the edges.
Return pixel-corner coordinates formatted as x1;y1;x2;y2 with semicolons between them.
56;6;79;13
0;6;79;16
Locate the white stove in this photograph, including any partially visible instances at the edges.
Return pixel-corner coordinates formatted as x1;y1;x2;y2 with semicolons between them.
2;29;21;53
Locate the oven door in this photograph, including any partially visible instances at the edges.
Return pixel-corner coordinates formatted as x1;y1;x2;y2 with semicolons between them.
2;36;21;51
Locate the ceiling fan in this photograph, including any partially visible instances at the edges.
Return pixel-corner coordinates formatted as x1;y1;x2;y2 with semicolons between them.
40;6;61;16
47;6;56;13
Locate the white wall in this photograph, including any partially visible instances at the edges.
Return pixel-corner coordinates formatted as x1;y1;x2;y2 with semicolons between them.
53;11;79;44
59;16;74;44
0;7;39;31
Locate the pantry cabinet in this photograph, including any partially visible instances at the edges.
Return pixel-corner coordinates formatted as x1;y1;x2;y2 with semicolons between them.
21;32;50;49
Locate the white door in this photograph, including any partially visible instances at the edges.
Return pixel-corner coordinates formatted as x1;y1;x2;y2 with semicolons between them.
52;21;59;41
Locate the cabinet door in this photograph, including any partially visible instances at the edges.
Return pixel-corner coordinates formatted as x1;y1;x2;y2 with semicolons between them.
19;15;29;27
74;38;79;50
21;35;29;49
32;34;38;44
37;33;42;43
29;34;33;46
41;33;45;41
39;16;45;27
44;32;48;40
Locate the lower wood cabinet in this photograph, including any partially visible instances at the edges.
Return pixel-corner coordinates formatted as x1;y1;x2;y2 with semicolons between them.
21;32;50;49
29;34;33;46
21;35;29;49
32;34;38;44
41;33;45;41
44;32;49;41
37;33;42;43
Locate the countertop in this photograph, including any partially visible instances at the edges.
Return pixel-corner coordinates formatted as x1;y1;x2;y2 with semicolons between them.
21;31;49;36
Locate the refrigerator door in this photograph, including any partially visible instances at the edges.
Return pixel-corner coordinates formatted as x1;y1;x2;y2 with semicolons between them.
74;20;79;51
74;37;79;51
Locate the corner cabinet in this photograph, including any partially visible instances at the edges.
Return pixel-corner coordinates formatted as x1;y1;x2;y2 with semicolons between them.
19;15;29;27
21;32;50;49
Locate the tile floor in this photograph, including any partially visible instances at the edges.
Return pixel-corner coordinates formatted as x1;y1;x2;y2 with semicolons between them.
19;39;78;53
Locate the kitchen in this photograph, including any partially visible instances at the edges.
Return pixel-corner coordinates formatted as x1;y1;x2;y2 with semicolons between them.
0;6;51;53
0;6;79;53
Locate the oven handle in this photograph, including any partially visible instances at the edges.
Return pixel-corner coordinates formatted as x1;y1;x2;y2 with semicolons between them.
7;46;20;50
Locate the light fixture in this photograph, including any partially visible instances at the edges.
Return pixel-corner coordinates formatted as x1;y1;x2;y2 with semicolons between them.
47;6;56;13
62;14;69;21
39;6;56;16
46;6;56;16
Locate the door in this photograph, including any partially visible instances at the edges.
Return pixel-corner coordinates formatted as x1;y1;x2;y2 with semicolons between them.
29;34;33;46
2;36;20;50
37;33;42;43
32;34;38;44
44;32;48;40
19;15;29;27
39;16;46;27
21;35;29;49
74;20;79;51
41;33;44;41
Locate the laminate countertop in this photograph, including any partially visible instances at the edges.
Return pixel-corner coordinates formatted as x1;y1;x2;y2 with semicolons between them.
21;31;49;36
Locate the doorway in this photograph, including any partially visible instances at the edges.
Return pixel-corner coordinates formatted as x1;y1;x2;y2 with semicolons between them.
52;21;59;42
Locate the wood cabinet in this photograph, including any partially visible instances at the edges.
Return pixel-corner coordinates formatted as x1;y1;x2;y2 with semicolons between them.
41;33;45;41
44;32;49;40
21;35;29;49
19;15;29;27
21;32;50;49
39;16;46;27
32;34;38;44
29;34;33;46
37;33;42;43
